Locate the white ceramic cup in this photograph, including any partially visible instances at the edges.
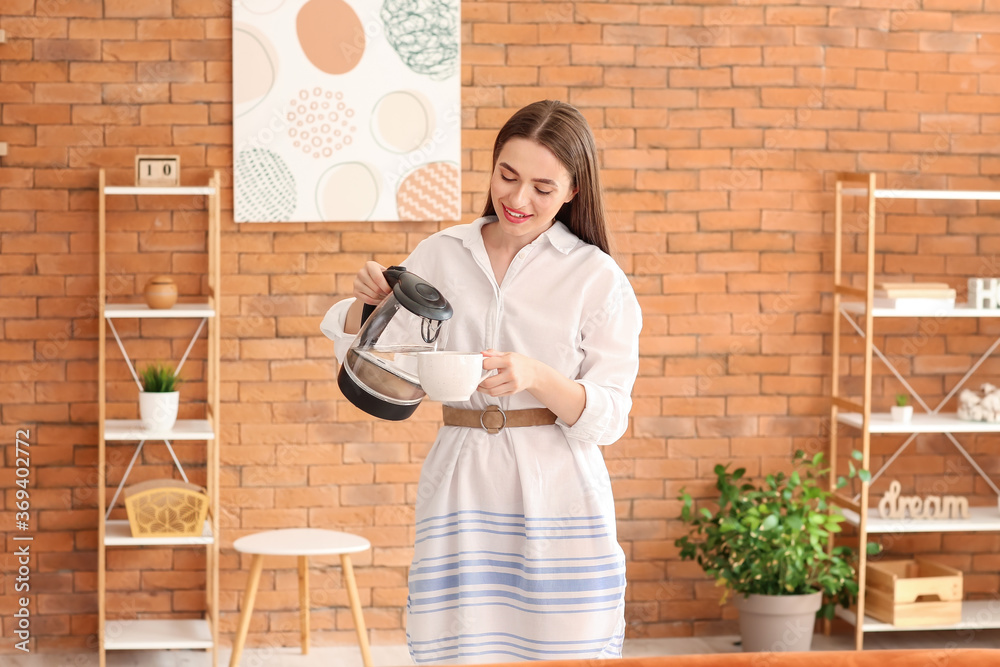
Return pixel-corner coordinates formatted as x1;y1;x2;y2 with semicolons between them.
417;351;486;402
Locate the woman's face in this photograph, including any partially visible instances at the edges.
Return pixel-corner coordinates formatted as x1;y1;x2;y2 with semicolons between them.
489;136;578;244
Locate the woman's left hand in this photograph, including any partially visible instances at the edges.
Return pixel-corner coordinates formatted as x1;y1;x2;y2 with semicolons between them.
478;349;587;425
478;349;540;397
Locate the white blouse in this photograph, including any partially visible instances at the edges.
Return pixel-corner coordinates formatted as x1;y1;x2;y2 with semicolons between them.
321;216;642;445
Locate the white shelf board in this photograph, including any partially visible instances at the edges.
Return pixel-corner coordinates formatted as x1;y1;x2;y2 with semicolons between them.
840;506;1000;534
103;185;215;196
841;302;1000;318
837;412;1000;433
104;618;213;650
104;519;213;546
836;600;1000;632
104;302;215;319
841;188;1000;201
104;419;215;441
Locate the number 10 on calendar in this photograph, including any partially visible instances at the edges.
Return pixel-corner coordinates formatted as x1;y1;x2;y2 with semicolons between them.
135;155;180;187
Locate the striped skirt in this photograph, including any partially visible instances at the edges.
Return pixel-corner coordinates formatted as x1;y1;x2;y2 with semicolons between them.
406;432;626;664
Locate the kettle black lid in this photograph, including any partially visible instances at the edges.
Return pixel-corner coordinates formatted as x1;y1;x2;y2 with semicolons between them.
388;267;453;321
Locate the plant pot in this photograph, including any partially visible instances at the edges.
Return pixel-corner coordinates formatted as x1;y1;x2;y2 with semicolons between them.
891;405;913;422
734;591;822;653
139;391;179;431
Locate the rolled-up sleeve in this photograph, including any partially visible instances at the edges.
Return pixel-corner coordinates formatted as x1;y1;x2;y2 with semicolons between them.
319;297;357;365
557;272;642;446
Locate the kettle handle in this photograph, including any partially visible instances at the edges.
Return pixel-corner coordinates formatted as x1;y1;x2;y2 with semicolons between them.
359;266;406;326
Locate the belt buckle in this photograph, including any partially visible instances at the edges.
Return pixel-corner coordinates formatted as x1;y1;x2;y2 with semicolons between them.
480;405;506;435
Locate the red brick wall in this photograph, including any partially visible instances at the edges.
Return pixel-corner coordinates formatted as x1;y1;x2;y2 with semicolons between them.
3;0;1000;652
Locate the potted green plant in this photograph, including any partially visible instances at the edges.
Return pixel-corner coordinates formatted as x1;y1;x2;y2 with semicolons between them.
675;449;878;653
891;393;913;422
138;362;181;431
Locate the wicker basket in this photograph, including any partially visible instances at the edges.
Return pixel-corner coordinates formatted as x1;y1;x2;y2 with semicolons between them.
124;478;209;538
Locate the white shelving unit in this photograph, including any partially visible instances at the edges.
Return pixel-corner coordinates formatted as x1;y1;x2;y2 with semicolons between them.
104;185;217;196
103;303;216;319
837;412;1000;434
829;173;1000;650
840;302;1000;318
104;619;214;651
841;187;1000;201
836;600;1000;633
104;419;217;441
104;520;215;546
97;169;221;667
840;507;1000;534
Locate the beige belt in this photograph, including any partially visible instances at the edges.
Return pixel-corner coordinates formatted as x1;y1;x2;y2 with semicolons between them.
442;405;557;435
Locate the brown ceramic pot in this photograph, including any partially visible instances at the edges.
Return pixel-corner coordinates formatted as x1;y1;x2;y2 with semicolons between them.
144;276;178;309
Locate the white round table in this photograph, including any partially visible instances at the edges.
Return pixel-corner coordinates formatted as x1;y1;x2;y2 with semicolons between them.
230;528;372;667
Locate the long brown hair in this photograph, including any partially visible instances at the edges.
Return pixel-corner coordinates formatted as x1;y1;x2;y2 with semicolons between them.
480;100;611;255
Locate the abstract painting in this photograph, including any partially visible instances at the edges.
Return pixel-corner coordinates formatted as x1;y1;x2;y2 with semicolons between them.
233;0;461;222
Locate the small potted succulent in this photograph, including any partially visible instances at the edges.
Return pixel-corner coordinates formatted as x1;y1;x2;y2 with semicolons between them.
891;393;913;422
138;362;180;431
676;449;878;653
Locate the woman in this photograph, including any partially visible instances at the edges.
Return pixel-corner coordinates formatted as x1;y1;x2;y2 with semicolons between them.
322;100;642;663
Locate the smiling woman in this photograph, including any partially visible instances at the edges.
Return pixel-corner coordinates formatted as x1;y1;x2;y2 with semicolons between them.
481;100;610;256
486;137;579;258
322;100;642;664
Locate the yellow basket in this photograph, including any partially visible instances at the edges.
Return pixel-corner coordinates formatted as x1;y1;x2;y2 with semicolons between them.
124;478;209;538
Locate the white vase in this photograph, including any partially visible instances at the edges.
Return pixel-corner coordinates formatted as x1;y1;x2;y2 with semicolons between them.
890;405;913;423
139;391;179;431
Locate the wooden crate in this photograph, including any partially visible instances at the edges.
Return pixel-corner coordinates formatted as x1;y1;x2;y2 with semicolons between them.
865;558;962;627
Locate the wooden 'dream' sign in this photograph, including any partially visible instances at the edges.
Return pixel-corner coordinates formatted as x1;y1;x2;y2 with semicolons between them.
968;278;1000;309
877;480;970;520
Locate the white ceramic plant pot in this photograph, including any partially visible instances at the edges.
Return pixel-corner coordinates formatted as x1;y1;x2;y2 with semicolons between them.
139;391;179;431
891;405;913;423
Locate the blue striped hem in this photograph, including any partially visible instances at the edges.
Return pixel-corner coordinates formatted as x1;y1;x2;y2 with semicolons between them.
413;648;556;663
408;600;622;616
415;528;608;545
410;571;624;594
408;631;612;647
411;640;608;657
410;646;621;664
413;548;623;564
417;509;605;526
409;588;624;608
416;518;607;535
410;555;623;577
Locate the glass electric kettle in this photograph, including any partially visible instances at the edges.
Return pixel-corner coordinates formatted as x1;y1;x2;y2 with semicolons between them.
338;266;453;420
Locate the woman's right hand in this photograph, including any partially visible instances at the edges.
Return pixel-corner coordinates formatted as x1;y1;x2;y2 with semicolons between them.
344;261;390;335
354;261;391;305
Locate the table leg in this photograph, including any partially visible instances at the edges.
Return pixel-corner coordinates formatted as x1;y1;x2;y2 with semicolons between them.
298;555;310;655
229;554;264;667
341;554;372;667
